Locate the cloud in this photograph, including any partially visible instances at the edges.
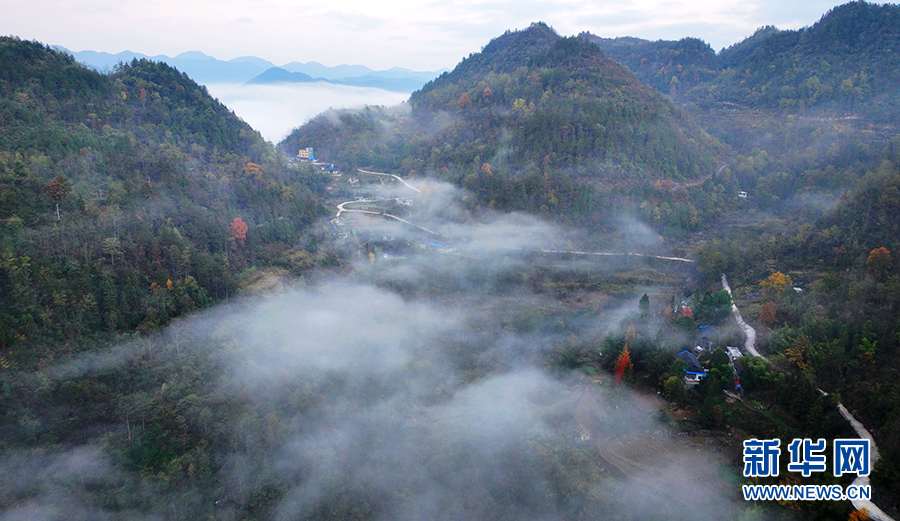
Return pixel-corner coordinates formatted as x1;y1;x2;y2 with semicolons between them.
3;174;742;519
205;82;411;142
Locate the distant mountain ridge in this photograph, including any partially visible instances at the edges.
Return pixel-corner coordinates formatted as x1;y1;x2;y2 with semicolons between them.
242;66;434;92
581;1;900;120
54;46;444;92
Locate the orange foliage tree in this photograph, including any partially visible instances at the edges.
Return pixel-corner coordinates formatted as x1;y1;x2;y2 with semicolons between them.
614;345;633;385
456;92;471;109
848;507;872;521
230;217;248;241
761;271;793;298
866;247;892;277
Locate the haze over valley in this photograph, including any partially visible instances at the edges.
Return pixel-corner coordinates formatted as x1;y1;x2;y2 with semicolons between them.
2;2;900;520
204;82;411;143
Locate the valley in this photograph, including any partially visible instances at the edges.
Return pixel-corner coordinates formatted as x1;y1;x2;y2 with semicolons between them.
3;3;900;519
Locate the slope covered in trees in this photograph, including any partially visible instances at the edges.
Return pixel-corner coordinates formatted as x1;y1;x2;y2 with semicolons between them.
585;1;900;120
281;24;726;226
0;37;330;360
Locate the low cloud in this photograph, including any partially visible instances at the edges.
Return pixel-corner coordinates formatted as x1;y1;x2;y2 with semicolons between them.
205;82;410;143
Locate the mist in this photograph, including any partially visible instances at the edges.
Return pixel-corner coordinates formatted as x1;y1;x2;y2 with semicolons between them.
205;82;411;143
0;176;752;520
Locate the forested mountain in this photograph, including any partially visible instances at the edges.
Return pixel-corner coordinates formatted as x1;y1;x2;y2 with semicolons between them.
578;35;719;98
282;23;728;231
0;37;330;358
5;6;900;518
584;1;900;119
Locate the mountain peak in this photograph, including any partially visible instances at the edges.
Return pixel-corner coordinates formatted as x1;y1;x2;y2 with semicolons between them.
481;21;559;58
174;50;214;60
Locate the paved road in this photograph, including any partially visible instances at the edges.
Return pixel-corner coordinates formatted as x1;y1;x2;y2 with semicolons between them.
335;199;446;237
505;247;694;263
723;273;895;521
357;169;421;193
721;274;761;357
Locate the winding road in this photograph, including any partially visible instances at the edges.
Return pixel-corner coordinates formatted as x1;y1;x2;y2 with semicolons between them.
722;274;895;521
357;169;421;193
336;168;894;518
335;199;446;237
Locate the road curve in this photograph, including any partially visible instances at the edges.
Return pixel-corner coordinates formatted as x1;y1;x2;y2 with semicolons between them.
723;274;895;521
357;169;421;193
335;199;446;237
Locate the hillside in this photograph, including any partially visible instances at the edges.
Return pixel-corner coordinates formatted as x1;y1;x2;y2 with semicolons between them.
584;1;900;120
281;24;727;229
0;37;329;356
6;15;900;520
577;34;719;98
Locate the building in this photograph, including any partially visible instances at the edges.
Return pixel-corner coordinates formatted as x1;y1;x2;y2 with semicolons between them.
697;325;719;350
298;147;315;161
677;350;707;383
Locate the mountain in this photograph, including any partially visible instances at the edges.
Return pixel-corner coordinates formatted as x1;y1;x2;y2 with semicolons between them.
409;23;723;177
0;36;328;351
242;67;431;92
584;2;900;120
703;1;900;118
578;35;719;98
243;67;318;85
60;47;443;89
281;23;726;225
55;48;274;83
335;75;430;92
280;60;374;79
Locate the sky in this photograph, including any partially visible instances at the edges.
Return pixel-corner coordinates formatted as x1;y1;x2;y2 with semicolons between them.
3;0;849;71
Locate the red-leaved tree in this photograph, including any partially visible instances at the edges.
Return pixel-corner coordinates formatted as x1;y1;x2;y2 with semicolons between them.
614;345;633;385
231;217;248;241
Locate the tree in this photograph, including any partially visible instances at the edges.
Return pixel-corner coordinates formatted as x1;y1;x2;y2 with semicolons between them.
760;271;793;298
46;174;72;202
230;217;248;241
639;293;650;317
456;93;471;110
613;345;633;385
102;237;123;266
866;247;891;278
694;290;732;323
674;315;697;336
759;301;778;327
784;335;811;373
848;508;872;521
664;376;686;407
